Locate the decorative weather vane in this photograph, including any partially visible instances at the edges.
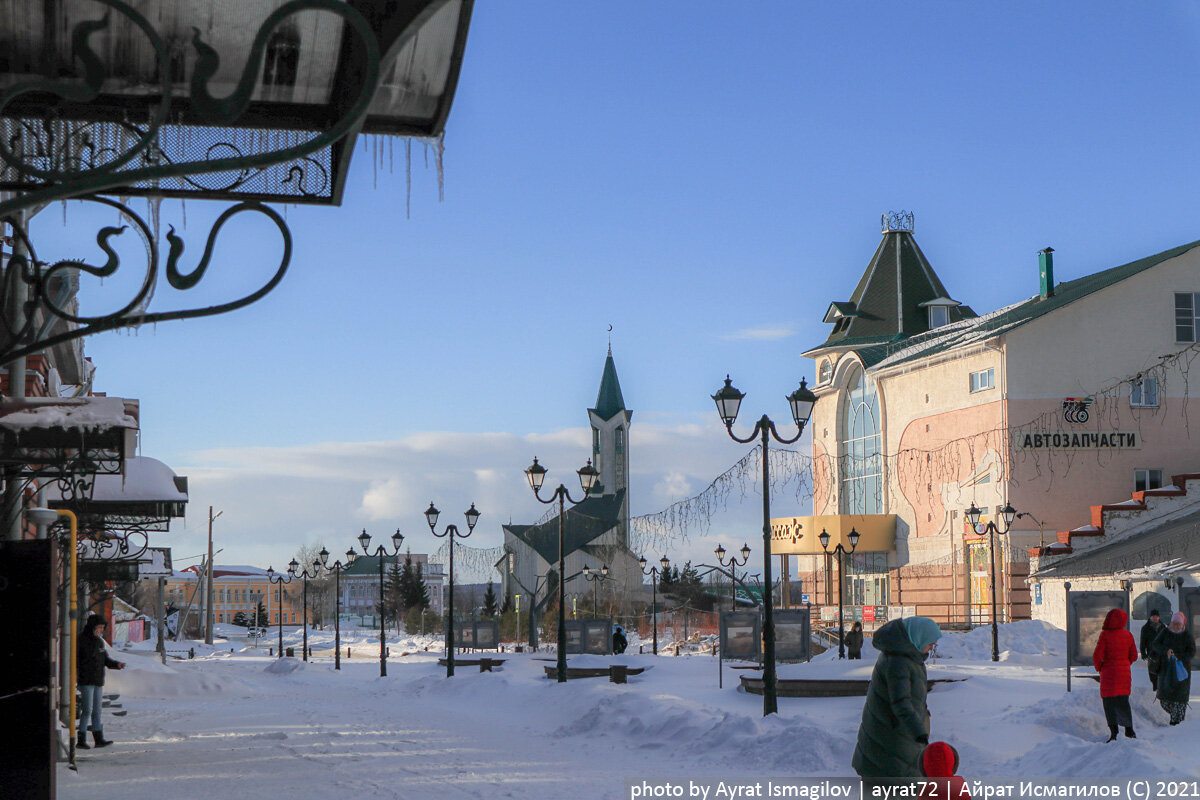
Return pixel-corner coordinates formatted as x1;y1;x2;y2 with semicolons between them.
881;210;915;234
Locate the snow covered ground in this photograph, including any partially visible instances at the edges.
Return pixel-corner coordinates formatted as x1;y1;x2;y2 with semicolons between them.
57;621;1200;800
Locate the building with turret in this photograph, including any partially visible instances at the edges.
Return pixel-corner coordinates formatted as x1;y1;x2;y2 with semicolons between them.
770;212;1200;628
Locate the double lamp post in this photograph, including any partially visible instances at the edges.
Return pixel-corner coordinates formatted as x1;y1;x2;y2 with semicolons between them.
525;457;600;683
711;375;816;716
965;502;1017;663
355;528;404;677
818;528;860;659
638;555;670;656
426;502;481;678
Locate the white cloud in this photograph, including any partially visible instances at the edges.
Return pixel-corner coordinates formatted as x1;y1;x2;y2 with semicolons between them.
653;471;692;501
721;326;796;341
165;422;810;574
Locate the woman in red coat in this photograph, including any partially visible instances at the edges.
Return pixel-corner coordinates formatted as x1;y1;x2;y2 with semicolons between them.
1092;608;1139;742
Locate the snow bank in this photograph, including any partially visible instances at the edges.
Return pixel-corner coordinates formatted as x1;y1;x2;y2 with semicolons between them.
936;619;1064;660
264;657;305;675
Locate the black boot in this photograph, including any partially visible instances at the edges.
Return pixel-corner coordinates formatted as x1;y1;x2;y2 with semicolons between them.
76;732;90;750
92;731;113;748
1106;725;1118;742
1125;727;1136;738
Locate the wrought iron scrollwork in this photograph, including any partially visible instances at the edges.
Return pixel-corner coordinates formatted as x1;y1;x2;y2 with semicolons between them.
0;0;382;215
0;196;290;365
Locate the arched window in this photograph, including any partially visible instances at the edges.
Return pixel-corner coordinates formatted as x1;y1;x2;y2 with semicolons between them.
840;365;882;514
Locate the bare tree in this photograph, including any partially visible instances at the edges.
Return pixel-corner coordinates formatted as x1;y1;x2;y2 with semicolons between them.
292;542;334;628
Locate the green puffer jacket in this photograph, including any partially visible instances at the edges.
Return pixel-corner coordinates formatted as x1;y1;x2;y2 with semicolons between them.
851;619;930;778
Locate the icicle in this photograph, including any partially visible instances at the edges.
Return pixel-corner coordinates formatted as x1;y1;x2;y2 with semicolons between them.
434;132;445;202
62;199;67;225
148;195;161;247
180;196;186;229
372;135;378;189
405;138;411;219
388;135;393;174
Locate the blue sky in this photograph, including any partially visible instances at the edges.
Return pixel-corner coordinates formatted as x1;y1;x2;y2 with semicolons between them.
27;1;1200;573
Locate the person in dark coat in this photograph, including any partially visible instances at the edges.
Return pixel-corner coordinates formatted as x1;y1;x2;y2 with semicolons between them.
1140;610;1165;691
1151;612;1195;726
846;621;865;660
612;625;628;655
1092;607;1138;741
77;614;125;749
852;616;941;779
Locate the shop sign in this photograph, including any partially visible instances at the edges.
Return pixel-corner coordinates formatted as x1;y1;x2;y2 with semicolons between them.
863;606;876;622
1062;397;1094;424
1014;430;1140;450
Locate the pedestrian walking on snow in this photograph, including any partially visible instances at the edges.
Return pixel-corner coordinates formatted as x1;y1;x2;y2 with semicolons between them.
1151;612;1195;726
1140;610;1165;691
852;616;942;779
1092;608;1138;742
612;625;627;655
77;614;125;749
846;621;864;660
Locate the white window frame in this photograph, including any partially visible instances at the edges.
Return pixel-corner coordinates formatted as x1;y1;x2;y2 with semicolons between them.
1134;468;1164;494
928;305;950;329
1130;377;1159;408
969;368;995;393
1177;292;1199;344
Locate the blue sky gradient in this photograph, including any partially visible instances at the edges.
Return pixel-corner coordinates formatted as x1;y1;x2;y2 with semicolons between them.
23;2;1200;570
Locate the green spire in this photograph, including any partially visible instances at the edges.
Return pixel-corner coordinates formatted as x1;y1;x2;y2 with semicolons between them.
592;349;626;421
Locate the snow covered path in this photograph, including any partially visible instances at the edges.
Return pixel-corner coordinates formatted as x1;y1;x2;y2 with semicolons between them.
56;623;1200;800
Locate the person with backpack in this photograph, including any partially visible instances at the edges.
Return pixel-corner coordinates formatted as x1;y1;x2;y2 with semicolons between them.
77;614;125;749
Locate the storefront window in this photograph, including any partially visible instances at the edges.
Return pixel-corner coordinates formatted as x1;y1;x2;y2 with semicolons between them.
842;551;889;606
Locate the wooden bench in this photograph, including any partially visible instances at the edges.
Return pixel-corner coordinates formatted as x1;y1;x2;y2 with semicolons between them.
738;674;967;697
542;664;647;683
437;657;506;672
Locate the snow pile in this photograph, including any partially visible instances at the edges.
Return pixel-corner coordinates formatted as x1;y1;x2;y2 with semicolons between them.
556;690;851;771
264;657;305;675
935;619;1064;660
105;651;238;698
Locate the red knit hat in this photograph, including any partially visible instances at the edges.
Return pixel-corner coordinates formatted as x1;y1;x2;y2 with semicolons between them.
921;742;959;778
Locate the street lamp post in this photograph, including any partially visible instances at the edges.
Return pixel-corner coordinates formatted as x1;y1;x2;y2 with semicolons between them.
292;559;322;662
317;547;358;670
711;375;817;716
582;564;610;618
525;457;601;683
638;555;670;655
818;528;861;659
965;503;1018;662
355;528;405;677
265;567;295;658
715;543;752;612
426;502;481;678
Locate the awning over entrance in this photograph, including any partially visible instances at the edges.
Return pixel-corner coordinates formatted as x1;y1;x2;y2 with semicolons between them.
769;514;897;555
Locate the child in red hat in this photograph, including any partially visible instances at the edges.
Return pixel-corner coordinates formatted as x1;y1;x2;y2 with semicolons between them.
919;741;969;800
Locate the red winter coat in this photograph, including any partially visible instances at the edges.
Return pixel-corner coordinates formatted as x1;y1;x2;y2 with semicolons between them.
1092;608;1138;698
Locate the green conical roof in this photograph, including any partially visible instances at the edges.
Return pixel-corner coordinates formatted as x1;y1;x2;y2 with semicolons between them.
591;350;626;421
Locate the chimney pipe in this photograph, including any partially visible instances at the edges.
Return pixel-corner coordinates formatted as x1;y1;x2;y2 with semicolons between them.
1039;247;1055;299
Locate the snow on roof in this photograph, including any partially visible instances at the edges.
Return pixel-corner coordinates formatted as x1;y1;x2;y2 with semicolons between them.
182;564;271;578
0;396;137;431
90;456;187;503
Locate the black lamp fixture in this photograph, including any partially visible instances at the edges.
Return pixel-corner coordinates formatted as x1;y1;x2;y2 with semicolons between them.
710;374;816;716
355;527;405;677
964;502;1017;662
525;456;600;683
818;528;859;659
638;554;670;655
427;501;480;678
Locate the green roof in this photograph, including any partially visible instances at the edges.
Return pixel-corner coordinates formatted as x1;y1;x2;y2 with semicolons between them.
342;554;401;576
504;489;624;564
820;230;974;347
863;237;1200;369
590;351;627;421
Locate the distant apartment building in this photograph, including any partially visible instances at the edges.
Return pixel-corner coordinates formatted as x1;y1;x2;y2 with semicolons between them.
158;565;304;628
341;553;445;625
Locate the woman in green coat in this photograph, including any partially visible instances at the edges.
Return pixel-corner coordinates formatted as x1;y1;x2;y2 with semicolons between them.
852;616;942;779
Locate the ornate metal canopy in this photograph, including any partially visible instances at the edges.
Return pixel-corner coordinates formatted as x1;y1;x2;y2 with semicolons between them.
0;0;474;368
0;0;474;206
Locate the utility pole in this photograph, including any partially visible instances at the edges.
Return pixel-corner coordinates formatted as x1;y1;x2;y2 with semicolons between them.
205;507;222;645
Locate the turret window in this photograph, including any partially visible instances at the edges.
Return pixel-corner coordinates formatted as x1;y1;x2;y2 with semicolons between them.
839;365;881;514
615;427;624;453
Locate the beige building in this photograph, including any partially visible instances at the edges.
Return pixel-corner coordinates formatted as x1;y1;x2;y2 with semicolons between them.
779;212;1200;625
